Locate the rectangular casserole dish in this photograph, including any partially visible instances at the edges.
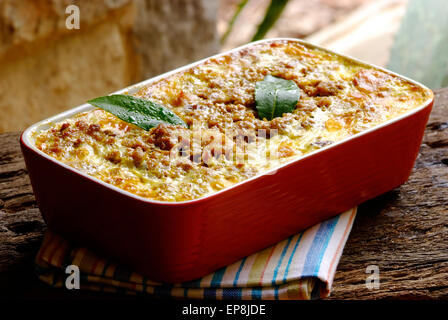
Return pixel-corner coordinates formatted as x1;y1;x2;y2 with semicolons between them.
21;38;433;283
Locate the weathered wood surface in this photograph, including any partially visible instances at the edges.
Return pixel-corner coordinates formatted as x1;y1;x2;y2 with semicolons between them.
0;88;447;299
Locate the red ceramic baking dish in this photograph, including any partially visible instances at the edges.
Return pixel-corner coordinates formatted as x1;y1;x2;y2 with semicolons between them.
20;39;433;283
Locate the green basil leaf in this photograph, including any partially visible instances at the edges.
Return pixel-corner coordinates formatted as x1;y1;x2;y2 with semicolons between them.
255;75;301;120
87;94;187;130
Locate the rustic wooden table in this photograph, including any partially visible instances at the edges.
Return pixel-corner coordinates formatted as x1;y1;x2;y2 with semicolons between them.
0;88;447;300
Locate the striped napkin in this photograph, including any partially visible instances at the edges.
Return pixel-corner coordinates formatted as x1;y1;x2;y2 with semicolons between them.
35;208;356;300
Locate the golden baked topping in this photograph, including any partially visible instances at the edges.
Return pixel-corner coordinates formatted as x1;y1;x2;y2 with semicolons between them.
33;40;432;202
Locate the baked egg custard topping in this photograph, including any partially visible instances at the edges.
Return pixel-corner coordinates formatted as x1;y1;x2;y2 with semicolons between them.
34;40;432;202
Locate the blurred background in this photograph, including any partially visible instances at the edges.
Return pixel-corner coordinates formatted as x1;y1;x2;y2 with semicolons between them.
0;0;446;133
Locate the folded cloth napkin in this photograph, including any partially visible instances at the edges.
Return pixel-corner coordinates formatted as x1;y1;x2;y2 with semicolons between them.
35;208;356;300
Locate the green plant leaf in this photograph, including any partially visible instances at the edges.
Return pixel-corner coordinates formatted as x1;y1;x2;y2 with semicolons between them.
220;0;249;45
251;0;290;41
87;94;187;130
387;0;448;89
255;75;300;120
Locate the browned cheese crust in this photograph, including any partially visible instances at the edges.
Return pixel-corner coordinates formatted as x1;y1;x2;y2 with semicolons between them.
34;40;432;201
